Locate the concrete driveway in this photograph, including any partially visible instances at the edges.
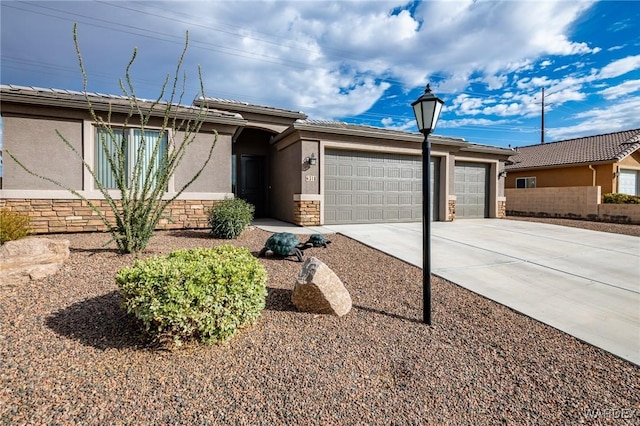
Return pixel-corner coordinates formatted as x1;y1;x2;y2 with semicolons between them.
321;219;640;366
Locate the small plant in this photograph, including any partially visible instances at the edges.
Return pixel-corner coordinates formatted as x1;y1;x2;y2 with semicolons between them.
0;209;31;244
207;198;255;239
116;245;267;347
603;193;640;204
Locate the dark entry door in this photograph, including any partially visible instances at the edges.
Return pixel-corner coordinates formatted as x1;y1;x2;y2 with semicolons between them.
240;155;267;217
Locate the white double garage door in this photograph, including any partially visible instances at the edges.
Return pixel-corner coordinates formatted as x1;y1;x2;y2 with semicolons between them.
324;149;488;224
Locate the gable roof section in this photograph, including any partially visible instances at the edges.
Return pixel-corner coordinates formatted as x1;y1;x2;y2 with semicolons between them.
0;84;246;125
275;119;512;156
506;129;640;170
199;97;307;120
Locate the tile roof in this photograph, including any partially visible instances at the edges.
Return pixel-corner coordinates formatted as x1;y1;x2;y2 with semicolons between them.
0;84;244;122
200;97;306;118
295;119;469;141
506;129;640;170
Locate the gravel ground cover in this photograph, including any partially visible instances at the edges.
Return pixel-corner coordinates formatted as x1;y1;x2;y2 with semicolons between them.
507;216;640;237
1;223;639;425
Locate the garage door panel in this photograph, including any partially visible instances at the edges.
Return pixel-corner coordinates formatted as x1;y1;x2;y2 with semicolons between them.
402;182;413;192
338;165;352;176
455;162;488;219
386;193;399;204
336;194;352;204
325;149;439;224
370;181;384;191
356;166;370;177
370;194;384;205
355;180;369;191
372;167;384;177
399;194;412;204
337;181;352;191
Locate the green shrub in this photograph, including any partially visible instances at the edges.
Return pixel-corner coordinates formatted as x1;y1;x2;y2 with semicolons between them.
116;245;267;346
0;209;31;244
207;198;255;239
603;193;640;204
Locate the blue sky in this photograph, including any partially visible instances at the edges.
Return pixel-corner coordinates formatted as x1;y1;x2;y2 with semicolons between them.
1;0;640;149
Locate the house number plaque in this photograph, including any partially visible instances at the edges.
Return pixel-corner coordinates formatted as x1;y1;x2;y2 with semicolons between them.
305;175;316;182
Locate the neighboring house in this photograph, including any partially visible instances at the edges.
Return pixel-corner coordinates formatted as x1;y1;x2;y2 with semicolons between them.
504;129;640;195
0;84;512;234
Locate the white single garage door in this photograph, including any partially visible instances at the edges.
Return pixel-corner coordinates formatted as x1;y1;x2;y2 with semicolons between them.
455;162;489;218
324;149;439;224
619;169;639;195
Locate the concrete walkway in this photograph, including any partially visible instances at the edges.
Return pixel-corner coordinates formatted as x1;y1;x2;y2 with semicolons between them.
254;218;640;366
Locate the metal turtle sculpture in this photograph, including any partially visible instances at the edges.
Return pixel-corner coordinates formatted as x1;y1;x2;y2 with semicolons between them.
258;232;305;262
303;233;331;248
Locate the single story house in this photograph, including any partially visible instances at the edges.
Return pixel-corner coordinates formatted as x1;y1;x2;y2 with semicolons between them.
0;84;512;234
504;129;640;195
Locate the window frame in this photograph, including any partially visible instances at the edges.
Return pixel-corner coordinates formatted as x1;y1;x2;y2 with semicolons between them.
516;177;536;189
618;169;639;196
91;124;173;194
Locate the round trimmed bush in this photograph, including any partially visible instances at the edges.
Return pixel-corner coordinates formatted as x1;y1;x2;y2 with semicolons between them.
116;245;267;346
603;193;640;204
0;209;31;244
208;198;255;239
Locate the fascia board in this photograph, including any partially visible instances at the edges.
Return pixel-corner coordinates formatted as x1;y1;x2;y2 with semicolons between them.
0;93;247;126
505;159;616;172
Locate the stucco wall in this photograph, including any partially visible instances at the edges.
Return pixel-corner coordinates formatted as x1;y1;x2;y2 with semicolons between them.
1;106;239;199
2;115;84;190
618;150;640;167
174;129;232;193
506;186;640;223
506;164;615;193
269;141;301;223
301;140;320;194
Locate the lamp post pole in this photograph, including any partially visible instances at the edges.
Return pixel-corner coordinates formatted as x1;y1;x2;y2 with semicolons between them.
411;84;444;326
422;130;432;325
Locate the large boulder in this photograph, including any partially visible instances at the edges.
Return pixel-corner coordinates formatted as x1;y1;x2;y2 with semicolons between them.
0;237;70;281
292;257;352;316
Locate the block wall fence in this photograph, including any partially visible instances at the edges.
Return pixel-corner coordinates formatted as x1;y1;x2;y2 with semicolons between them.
505;186;640;224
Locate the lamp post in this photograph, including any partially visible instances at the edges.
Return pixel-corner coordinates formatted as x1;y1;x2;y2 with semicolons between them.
411;84;444;325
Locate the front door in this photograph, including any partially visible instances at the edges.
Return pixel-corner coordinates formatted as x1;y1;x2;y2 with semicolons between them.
240;155;268;217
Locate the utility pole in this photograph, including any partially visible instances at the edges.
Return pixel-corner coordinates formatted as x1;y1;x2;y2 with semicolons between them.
541;87;545;144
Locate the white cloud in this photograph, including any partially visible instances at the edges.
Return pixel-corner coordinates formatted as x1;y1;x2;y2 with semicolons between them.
599;80;640;100
546;96;640;140
440;117;510;128
597;55;640;79
380;117;415;132
177;0;602;117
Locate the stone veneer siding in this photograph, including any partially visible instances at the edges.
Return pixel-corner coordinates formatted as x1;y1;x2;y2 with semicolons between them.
447;200;456;221
293;200;320;226
0;199;219;234
498;200;506;219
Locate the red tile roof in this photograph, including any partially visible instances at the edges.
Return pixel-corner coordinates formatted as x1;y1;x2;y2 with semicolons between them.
506;129;640;170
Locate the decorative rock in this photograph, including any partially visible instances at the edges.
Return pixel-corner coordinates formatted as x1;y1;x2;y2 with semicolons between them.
292;257;352;316
0;237;70;281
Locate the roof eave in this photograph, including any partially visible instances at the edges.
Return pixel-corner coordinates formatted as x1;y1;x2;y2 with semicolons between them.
200;98;307;120
0;91;247;126
505;159;617;171
461;145;514;156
